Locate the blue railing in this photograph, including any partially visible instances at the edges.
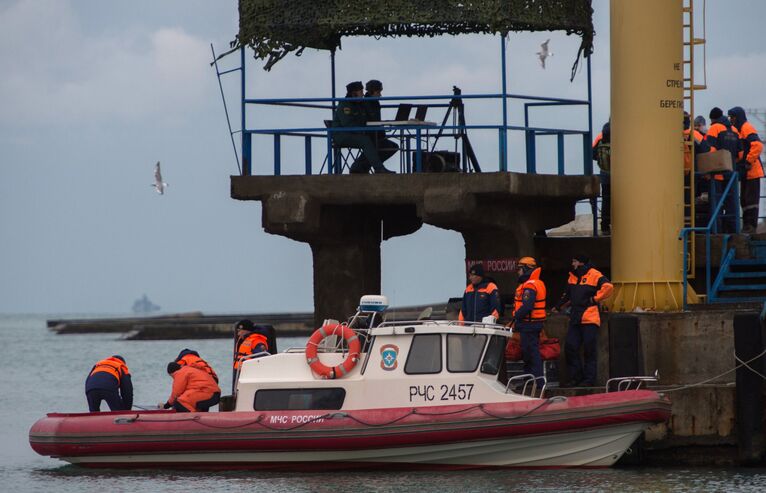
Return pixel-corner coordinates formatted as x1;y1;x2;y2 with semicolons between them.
237;92;593;177
679;171;741;307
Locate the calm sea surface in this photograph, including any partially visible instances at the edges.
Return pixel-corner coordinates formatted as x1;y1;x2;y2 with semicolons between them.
2;314;766;492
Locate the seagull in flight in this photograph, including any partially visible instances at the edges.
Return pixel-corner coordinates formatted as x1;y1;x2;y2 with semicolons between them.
537;39;552;69
152;161;168;195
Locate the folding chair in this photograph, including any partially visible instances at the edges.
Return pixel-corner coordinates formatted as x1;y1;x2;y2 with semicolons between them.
320;120;361;174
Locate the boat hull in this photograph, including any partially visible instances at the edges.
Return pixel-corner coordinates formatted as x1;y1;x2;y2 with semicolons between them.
30;390;669;470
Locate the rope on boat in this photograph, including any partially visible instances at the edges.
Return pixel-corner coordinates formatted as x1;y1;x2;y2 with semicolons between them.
120;395;570;431
211;396;570;431
478;396;568;421
654;348;766;394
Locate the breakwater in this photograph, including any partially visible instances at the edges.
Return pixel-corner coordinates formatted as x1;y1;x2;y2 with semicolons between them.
47;304;449;340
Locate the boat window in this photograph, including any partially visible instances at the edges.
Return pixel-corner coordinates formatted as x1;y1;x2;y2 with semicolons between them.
253;388;346;411
447;334;487;372
480;335;506;375
404;334;442;374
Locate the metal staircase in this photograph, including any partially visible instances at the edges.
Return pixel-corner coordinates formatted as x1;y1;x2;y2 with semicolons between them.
710;237;766;303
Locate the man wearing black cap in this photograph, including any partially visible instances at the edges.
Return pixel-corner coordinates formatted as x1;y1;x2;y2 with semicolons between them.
704;107;740;232
350;79;400;173
459;263;501;323
554;255;613;387
332;81;394;174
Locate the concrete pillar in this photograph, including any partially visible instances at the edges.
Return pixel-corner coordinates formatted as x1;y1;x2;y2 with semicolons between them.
310;233;381;328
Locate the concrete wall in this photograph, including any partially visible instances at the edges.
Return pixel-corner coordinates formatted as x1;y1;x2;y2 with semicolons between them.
546;308;746;460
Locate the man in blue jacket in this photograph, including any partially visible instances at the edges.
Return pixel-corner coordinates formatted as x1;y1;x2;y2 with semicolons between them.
459;264;501;322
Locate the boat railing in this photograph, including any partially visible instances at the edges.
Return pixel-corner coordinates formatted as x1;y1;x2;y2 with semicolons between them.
605;370;659;393
506;374;547;398
377;319;510;331
284;346;355;354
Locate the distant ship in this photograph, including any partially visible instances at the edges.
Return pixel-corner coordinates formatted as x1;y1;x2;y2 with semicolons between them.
132;294;161;314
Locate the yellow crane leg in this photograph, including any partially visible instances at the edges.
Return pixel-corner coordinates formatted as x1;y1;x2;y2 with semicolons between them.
608;0;698;311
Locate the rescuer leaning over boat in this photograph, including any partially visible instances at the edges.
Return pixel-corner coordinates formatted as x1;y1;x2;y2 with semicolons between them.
510;257;546;380
162;362;221;412
553;254;614;387
458;263;501;322
85;355;133;412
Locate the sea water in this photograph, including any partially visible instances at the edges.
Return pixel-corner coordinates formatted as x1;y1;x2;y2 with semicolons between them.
2;314;766;492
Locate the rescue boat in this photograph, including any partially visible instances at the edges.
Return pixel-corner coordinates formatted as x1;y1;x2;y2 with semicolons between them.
30;296;670;470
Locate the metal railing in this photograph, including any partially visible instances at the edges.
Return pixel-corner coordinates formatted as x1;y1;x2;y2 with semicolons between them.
679;171;740;307
237;92;593;177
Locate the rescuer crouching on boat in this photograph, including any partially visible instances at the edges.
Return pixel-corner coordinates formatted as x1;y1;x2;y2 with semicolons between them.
85;355;133;412
162;362;221;412
175;348;219;383
510;257;546;381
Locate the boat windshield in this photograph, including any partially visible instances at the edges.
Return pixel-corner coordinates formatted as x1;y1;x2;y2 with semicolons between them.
479;335;506;376
404;334;442;374
447;334;487;372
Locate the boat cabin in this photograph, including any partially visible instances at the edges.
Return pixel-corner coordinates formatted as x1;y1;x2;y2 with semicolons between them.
232;296;543;413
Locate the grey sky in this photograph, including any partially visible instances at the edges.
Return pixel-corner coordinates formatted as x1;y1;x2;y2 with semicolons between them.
1;0;764;315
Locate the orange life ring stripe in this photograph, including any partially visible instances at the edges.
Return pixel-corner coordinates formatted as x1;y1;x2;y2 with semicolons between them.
305;324;361;379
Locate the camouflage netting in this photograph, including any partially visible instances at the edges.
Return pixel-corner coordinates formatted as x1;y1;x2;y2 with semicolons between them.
235;0;593;79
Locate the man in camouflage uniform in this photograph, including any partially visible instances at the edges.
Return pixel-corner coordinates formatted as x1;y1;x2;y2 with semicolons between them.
332;81;395;174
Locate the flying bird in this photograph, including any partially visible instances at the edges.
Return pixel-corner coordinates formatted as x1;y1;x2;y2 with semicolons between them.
537;39;552;69
152;161;168;195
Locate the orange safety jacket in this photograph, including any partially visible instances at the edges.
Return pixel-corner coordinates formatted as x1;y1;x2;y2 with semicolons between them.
177;353;219;383
592;132;602;149
234;333;269;369
560;267;614;326
167;366;221;412
89;357;129;384
736;121;764;180
705;122;741;181
512;267;546;323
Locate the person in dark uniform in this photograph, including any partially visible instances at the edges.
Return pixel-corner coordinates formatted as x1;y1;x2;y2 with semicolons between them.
592;122;611;235
510;257;546;380
85;355;133;412
458;263;501;322
350;79;399;173
554;254;613;387
333;81;394;174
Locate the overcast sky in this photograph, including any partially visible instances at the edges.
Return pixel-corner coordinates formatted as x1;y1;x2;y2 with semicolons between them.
1;0;765;315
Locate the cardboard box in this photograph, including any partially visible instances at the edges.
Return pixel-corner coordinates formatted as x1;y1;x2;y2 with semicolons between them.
697;149;733;174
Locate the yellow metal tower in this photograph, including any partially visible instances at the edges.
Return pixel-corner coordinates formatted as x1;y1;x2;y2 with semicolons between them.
609;0;698;311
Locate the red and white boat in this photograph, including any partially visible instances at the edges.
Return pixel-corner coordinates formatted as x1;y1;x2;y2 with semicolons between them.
30;297;670;469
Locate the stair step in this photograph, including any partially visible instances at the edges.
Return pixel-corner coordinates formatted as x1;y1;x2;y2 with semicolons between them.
719;284;766;291
724;271;766;279
711;297;766;303
730;259;766;267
